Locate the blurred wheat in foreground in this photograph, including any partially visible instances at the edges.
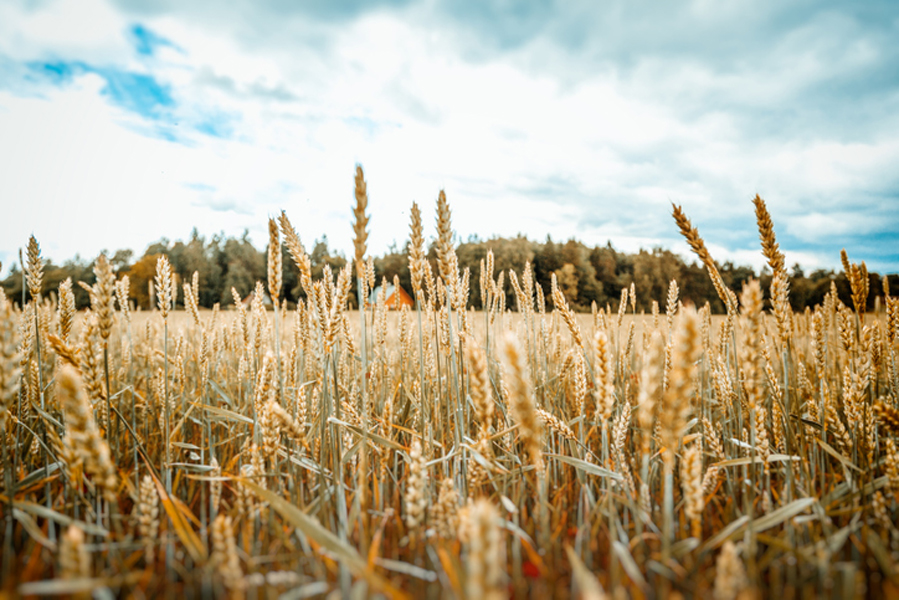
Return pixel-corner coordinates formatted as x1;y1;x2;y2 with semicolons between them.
1;172;898;600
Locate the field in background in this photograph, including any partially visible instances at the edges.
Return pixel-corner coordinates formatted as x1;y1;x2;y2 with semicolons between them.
1;186;898;599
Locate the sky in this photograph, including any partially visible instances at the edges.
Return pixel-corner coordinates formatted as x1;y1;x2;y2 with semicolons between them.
1;0;898;277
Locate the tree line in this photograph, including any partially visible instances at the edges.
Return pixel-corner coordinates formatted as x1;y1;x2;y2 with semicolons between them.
1;228;892;313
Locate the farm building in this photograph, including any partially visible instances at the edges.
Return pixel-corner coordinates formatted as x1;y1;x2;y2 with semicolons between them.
367;283;414;310
240;291;273;307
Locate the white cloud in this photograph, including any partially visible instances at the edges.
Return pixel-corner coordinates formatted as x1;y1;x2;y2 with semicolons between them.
0;0;131;62
1;0;899;278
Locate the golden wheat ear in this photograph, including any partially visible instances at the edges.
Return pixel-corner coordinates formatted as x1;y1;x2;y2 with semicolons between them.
672;204;733;312
353;165;369;275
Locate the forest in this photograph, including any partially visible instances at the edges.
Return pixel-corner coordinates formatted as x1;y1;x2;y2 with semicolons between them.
0;227;890;314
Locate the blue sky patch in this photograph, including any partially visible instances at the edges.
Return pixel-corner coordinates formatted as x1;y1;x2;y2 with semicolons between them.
194;111;236;139
343;115;394;138
184;182;216;192
26;61;176;121
21;59;236;144
129;24;180;57
95;68;174;119
117;119;189;145
33;61;77;84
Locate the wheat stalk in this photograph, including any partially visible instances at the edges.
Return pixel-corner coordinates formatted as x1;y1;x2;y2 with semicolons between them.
462;499;505;600
672;205;734;312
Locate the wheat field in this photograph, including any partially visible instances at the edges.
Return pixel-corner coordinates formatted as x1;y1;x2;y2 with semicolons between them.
1;172;898;599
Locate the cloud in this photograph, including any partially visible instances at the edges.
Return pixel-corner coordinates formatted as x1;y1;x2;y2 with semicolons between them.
193;66;298;103
2;0;899;279
183;181;215;192
111;0;416;23
194;197;254;216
